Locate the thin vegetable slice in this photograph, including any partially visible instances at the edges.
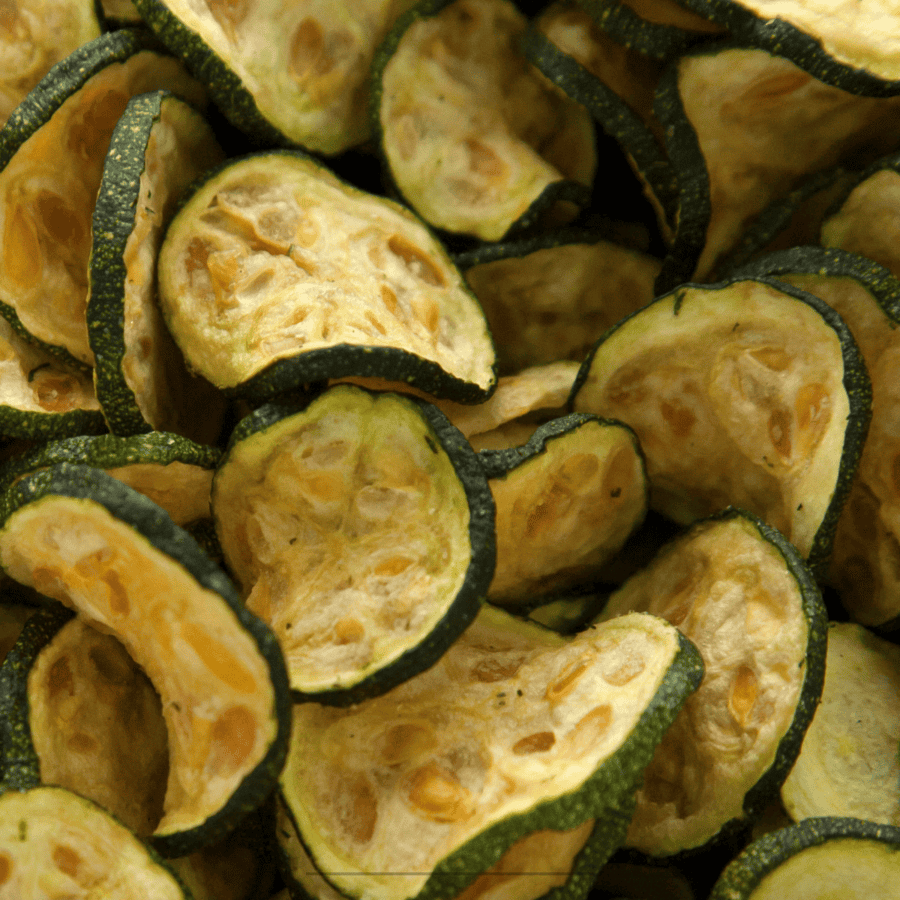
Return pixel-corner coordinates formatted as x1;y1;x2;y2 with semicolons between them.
0;785;190;898
780;622;900;826
595;509;827;856
157;150;497;403
480;413;646;604
280;604;703;900
373;0;596;242
212;384;495;704
570;277;871;577
88;89;227;442
0;29;207;367
708;818;900;900
0;464;291;857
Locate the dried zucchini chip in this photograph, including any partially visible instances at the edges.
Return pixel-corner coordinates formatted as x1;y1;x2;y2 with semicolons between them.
133;0;416;155
780;622;900;826
0;785;189;898
596;509;827;856
570;277;871;577
0;313;105;442
373;0;596;241
212;384;495;704
708;818;900;900
280;605;703;900
157;150;496;403
0;431;221;527
435;361;580;450
0;29;207;368
457;231;660;375
0;0;101;127
730;247;900;627
89;89;227;442
654;43;900;289
480;413;647;604
0;465;291;856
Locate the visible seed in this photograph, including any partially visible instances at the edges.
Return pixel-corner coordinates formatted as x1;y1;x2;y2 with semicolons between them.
512;731;556;754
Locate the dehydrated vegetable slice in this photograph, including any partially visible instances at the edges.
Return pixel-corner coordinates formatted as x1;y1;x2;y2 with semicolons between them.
654;42;900;290
0;785;190;898
372;0;596;242
157;150;497;403
0;464;291;857
729;247;900;627
88;89;227;442
132;0;417;155
0;0;101;128
595;509;827;856
707;818;900;900
280;604;703;900
479;413;647;603
0;29;207;367
570;277;871;577
457;230;660;375
212;384;495;704
780;622;900;826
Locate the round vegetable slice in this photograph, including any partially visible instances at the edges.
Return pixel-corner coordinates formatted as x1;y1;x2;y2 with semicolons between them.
595;509;827;856
480;413;647;604
780;622;900;826
707;818;900;900
0;785;190;898
280;604;703;900
570;277;871;578
0;464;291;857
212;384;495;704
0;28;207;368
88;89;227;442
372;0;596;242
157;150;497;403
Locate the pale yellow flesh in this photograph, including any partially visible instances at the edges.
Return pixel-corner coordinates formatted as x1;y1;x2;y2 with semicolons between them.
598;516;809;855
282;606;681;900
781;622;900;825
0;496;277;838
105;463;214;527
213;387;472;694
0;786;184;898
677;49;900;280
28;618;169;837
158;153;495;393
0;52;205;365
489;420;646;602
113;96;226;442
572;281;849;558
380;0;595;240
0;0;101;126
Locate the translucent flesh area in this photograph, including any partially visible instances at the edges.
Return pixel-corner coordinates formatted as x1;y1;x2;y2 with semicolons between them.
463;241;660;375
747;838;900;900
28;618;169;837
158;0;415;154
0;51;205;365
572;281;850;558
380;0;595;241
281;607;681;900
489;420;646;602
677;49;900;280
105;462;215;527
0;786;185;898
0;496;278;838
598;516;809;855
111;96;226;441
158;153;495;394
768;273;900;626
781;623;900;825
214;387;474;695
0;0;100;126
0;314;99;418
